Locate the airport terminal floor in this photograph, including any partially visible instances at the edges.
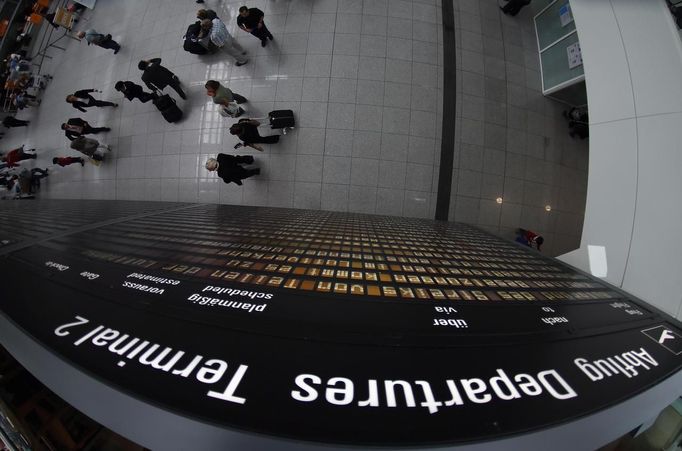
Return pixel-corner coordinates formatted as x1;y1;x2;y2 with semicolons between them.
3;0;588;256
0;0;681;451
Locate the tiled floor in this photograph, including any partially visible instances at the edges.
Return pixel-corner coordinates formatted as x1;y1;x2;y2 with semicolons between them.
449;0;589;256
3;0;587;257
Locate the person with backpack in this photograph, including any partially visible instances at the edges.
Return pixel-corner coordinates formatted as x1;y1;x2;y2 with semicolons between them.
138;58;187;99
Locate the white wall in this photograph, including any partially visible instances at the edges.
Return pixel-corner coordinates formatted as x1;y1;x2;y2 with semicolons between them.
559;0;682;320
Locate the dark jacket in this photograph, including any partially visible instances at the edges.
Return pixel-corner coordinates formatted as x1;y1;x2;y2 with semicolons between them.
184;22;208;55
70;89;96;112
64;117;88;141
217;153;248;185
120;81;146;100
141;58;175;91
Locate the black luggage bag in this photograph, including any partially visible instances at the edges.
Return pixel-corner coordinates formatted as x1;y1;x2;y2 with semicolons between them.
269;109;295;132
154;94;183;123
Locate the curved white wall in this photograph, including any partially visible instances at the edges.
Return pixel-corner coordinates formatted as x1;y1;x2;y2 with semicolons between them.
558;0;682;320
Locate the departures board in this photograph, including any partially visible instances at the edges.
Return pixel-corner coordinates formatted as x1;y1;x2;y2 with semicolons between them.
0;201;680;446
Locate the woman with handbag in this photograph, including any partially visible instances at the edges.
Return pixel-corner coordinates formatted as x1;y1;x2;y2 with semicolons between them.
229;119;279;152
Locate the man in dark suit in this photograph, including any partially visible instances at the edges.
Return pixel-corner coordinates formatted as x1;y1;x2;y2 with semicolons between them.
138;58;187;99
114;81;156;103
205;154;260;185
61;118;110;141
237;5;273;47
65;89;117;112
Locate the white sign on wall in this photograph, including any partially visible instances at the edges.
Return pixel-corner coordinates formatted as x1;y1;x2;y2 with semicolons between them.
567;42;583;69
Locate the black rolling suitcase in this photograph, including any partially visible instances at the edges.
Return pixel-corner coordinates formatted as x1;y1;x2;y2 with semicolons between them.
268;109;295;134
154;93;183;123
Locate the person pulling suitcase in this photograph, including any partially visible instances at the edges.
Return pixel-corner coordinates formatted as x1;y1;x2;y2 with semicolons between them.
230;118;280;152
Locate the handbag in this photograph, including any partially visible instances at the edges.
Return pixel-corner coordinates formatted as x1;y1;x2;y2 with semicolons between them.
220;101;245;118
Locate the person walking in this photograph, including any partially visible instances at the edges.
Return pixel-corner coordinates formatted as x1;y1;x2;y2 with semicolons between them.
61;118;111;141
237;5;273;47
1;146;37;167
138;58;187;99
205;154;259;185
500;0;531;16
76;29;121;54
2;116;29;128
199;19;248;66
115;81;156;103
66;89;118;112
205;79;247;105
229;118;279;151
70;136;111;162
53;156;85;167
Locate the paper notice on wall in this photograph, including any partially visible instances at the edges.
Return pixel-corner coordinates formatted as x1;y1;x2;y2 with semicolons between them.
567;42;582;69
559;3;574;27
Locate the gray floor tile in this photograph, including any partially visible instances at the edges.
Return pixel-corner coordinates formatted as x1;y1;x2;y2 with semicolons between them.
325;129;354;156
327;102;356;129
355;105;384;132
454;195;480;223
382;107;411;134
352;130;382;158
348;185;377;213
321;183;349;211
387;37;413;60
379;160;407;189
360;35;388;57
388;17;413;39
362;15;388;36
381;133;409;161
358;56;386;80
297;128;327;155
333;33;361;55
385;59;413;83
356;80;385;106
294;182;322;209
403;191;431;218
323;156;352;184
384;82;411;108
330;55;360;78
295;154;324;182
457;169;482;198
351;158;379;186
300;101;329;128
376;188;405;215
405;163;433;192
460;144;484;171
335;14;362;34
478;198;501;226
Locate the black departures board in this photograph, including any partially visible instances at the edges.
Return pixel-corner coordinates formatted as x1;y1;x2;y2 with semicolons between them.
0;200;681;446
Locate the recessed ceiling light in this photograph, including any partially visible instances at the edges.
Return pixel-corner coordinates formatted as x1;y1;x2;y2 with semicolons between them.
496;197;503;204
545;205;552;212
